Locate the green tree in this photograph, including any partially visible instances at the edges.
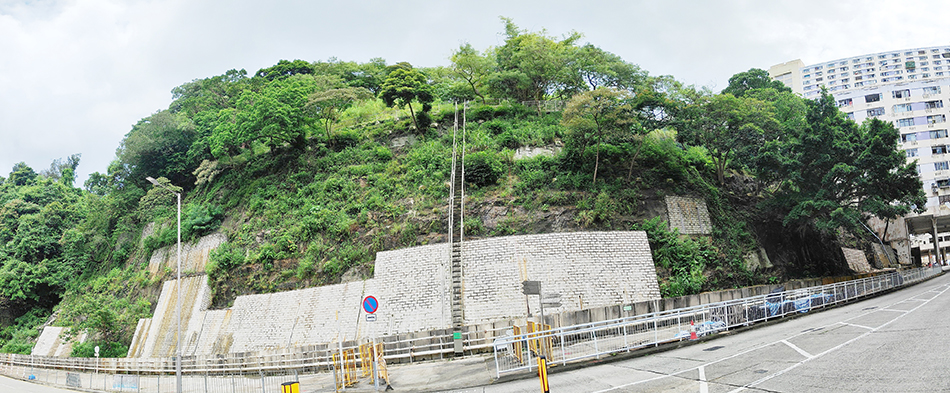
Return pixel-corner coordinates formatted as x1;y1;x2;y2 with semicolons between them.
213;74;321;155
39;154;81;185
116;110;197;189
680;93;778;185
767;92;925;233
255;59;315;80
169;69;249;116
379;66;434;132
450;43;494;103
562;87;636;184
307;87;373;144
489;17;583;101
7;163;37;187
721;68;791;97
575;44;648;91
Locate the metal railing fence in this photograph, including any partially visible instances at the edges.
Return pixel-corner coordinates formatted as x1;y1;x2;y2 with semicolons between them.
492;266;942;377
0;266;939;391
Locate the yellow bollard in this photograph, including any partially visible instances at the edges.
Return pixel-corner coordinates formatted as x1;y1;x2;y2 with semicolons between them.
281;381;300;393
537;356;550;393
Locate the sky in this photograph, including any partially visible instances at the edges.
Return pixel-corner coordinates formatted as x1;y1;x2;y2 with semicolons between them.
2;0;949;185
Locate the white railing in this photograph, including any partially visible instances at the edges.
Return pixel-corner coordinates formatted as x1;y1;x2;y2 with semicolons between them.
1;266;940;391
492;266;942;377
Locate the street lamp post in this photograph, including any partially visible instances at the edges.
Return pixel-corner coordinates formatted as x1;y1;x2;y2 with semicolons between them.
146;177;182;393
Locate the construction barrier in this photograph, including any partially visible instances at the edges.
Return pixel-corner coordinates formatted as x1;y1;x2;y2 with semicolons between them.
332;349;357;390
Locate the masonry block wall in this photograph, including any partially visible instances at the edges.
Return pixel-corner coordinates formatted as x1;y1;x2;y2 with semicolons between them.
842;247;872;272
666;196;712;235
461;232;660;324
128;231;659;357
147;233;226;276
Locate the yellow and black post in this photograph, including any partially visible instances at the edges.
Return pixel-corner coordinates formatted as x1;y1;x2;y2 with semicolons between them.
281;381;300;393
537;355;550;393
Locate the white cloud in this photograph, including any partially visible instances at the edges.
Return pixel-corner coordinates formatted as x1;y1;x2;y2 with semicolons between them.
1;0;949;184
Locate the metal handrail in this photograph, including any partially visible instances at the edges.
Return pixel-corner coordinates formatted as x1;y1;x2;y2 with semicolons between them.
492;266;942;377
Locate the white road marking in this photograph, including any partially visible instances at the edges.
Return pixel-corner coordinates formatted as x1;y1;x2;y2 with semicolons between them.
781;340;813;359
699;365;708;393
590;279;949;393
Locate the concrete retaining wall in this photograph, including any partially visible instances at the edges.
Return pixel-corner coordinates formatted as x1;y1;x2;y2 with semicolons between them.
128;231;659;357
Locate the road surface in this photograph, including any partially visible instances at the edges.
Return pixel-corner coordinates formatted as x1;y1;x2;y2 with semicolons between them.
451;273;950;392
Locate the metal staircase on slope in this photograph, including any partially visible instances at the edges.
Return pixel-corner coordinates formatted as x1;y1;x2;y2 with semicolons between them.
449;103;466;355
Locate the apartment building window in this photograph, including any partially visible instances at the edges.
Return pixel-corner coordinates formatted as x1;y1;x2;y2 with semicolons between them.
865;93;882;102
906;148;919;157
924;86;942;95
926;100;944;109
940;195;950;204
934;145;948;155
846;112;855;121
894;103;912;113
931;129;948;139
902;133;918;142
929;114;947;124
837;98;853;107
897;118;916;127
867;107;886;117
893;89;911;98
940;179;950;188
943;53;950;59
936;162;949;171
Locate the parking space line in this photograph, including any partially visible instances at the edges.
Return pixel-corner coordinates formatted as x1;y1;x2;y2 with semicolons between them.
781;340;813;359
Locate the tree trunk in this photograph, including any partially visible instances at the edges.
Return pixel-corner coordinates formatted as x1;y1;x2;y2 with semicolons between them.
626;138;645;182
407;102;420;132
593;143;601;184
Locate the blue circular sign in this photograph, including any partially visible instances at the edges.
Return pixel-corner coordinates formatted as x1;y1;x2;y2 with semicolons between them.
363;296;379;314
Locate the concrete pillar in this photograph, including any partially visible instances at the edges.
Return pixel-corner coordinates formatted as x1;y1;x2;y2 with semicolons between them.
932;216;942;266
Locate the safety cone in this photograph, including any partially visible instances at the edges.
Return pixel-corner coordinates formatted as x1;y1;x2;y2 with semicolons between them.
689;321;698;340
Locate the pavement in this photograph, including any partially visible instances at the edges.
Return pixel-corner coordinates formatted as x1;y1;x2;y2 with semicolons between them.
309;354;498;392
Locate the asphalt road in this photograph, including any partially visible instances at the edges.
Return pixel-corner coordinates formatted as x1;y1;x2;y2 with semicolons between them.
0;375;82;393
452;273;950;393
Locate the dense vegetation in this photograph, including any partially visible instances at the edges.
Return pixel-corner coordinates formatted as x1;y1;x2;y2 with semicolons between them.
0;19;924;356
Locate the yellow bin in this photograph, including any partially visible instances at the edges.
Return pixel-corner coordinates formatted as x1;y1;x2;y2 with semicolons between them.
281;381;299;393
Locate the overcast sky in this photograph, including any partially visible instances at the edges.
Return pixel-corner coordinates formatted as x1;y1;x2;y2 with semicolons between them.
2;0;949;185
